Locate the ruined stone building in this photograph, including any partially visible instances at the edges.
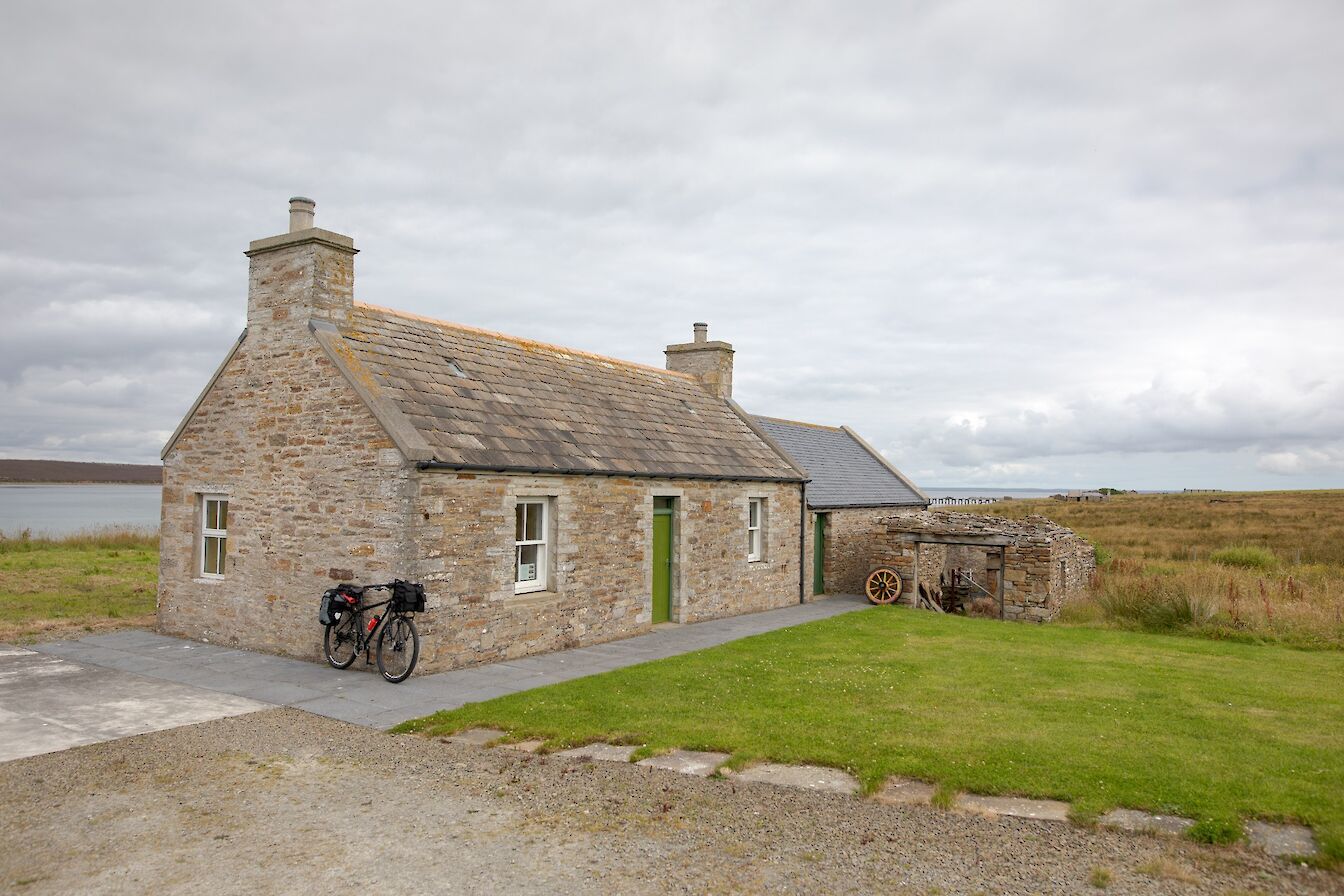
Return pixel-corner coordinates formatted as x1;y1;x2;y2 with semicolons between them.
158;199;927;672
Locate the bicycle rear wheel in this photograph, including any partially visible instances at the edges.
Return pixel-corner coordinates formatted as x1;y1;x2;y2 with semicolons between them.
324;614;360;669
376;615;419;683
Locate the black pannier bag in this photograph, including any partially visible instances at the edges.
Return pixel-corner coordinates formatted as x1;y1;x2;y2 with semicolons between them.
318;589;342;626
318;587;359;626
392;580;427;613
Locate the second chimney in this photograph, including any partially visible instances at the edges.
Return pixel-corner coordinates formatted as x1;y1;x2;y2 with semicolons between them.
665;322;734;399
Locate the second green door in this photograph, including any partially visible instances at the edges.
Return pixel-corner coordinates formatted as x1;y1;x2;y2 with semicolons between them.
652;501;673;623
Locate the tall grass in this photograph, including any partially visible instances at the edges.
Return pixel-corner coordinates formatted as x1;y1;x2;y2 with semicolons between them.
1210;545;1277;570
0;527;157;554
990;492;1344;649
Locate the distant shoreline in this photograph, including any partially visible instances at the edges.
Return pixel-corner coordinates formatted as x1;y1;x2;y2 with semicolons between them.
0;459;161;485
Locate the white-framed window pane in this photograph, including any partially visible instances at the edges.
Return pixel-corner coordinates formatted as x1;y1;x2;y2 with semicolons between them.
516;543;542;583
514;498;550;592
203;535;225;575
201;495;229;577
747;498;763;561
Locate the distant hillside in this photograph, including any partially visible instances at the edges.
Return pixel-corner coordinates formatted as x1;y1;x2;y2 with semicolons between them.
0;459;162;484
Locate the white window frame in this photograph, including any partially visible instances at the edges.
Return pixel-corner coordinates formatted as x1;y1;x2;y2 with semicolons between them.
514;498;550;594
747;497;764;562
200;495;228;579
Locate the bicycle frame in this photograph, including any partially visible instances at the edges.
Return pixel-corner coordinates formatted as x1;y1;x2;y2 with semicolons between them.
331;590;404;660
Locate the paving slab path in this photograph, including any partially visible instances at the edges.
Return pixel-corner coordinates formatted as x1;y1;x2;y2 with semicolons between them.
29;595;869;729
0;646;266;762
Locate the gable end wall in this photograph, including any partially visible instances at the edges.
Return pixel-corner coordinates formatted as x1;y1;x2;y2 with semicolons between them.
157;321;417;660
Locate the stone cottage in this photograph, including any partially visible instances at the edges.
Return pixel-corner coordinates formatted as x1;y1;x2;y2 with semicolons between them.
753;417;928;596
160;199;927;673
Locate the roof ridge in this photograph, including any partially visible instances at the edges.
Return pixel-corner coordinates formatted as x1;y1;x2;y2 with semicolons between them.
353;302;697;381
753;414;843;431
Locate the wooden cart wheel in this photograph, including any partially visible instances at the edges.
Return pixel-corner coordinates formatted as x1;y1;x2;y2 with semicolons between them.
864;566;905;605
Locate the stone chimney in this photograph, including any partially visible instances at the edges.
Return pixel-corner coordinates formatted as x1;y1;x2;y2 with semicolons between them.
244;197;357;331
665;322;734;399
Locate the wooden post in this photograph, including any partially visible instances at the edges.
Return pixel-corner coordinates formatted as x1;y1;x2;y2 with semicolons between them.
998;546;1006;620
912;542;921;608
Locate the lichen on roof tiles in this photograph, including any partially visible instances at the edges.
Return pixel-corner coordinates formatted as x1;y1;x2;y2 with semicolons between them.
339;305;800;480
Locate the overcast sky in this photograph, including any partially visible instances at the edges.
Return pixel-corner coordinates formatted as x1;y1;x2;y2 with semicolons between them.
2;1;1341;490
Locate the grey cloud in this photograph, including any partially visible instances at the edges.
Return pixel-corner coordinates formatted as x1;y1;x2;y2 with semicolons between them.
0;1;1341;487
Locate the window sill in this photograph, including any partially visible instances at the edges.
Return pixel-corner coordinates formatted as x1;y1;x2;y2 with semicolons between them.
509;589;562;607
192;576;226;585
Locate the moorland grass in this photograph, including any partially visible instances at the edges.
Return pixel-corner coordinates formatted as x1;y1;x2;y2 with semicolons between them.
0;528;158;642
990;491;1344;649
398;608;1344;863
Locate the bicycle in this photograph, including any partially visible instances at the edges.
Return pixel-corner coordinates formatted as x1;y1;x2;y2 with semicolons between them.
319;580;425;683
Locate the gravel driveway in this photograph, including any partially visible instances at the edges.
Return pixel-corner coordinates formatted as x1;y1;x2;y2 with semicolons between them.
1;708;1333;895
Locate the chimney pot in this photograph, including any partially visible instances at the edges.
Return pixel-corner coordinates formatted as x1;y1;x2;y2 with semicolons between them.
288;196;316;232
693;322;708;343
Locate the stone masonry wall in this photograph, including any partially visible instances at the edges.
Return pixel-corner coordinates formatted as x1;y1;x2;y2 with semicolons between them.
816;507;901;595
409;473;801;672
158;324;416;658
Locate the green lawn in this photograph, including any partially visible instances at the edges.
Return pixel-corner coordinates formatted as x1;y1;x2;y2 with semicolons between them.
398;608;1344;863
0;532;158;642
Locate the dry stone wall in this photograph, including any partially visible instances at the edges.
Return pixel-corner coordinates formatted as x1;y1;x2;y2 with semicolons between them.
866;510;1095;621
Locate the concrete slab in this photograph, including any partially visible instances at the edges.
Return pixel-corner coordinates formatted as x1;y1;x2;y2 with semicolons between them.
0;649;267;763
498;739;545;753
873;776;937;806
27;596;871;731
1245;820;1317;857
441;727;507;747
956;794;1072;822
729;763;859;795
1098;809;1195;837
637;749;730;777
554;743;638;763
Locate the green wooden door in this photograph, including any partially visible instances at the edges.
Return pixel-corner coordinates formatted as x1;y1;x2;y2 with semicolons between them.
813;513;826;595
652;507;673;623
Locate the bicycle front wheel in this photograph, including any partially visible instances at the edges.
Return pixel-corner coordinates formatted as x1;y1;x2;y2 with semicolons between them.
324;614;360;669
376;615;419;683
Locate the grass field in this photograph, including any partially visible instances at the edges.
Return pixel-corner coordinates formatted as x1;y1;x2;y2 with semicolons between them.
987;491;1344;649
0;530;158;643
399;608;1344;863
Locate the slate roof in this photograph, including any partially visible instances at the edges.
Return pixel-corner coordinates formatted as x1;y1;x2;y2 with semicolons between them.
337;303;802;481
753;416;928;509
